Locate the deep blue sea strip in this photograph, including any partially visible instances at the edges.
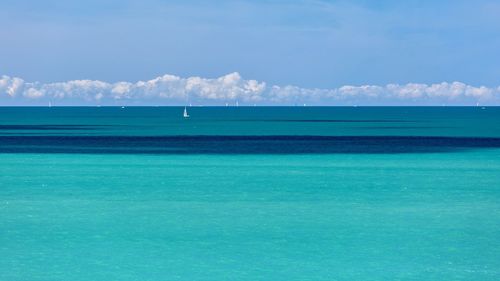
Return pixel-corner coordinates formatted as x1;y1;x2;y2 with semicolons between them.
2;135;500;154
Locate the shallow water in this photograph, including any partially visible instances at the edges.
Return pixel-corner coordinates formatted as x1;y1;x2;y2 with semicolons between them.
1;107;499;280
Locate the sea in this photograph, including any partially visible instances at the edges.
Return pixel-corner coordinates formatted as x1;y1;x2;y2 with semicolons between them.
1;106;499;280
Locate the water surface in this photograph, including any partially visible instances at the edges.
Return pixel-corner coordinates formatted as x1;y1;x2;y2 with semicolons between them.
1;107;499;280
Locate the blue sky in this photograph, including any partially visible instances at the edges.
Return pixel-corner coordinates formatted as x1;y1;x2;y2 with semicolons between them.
1;0;500;105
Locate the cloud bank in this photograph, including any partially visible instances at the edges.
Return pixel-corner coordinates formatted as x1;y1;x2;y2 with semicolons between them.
1;73;499;105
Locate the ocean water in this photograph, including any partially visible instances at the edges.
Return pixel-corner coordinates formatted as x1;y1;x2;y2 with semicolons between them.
1;106;499;280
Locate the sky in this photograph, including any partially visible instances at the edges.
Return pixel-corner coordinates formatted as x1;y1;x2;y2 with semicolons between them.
1;0;499;105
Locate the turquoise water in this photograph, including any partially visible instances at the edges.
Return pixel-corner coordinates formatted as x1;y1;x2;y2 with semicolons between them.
1;107;500;280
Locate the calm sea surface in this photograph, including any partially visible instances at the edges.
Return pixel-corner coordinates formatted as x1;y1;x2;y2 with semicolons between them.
1;107;500;280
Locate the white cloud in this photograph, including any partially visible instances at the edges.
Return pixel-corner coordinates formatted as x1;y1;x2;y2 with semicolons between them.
1;73;499;105
0;75;25;97
332;82;500;104
23;87;44;99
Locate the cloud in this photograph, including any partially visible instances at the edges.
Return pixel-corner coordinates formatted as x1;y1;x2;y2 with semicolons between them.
1;73;499;105
0;76;24;97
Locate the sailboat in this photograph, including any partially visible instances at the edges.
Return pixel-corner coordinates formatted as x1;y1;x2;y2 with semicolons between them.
183;106;190;118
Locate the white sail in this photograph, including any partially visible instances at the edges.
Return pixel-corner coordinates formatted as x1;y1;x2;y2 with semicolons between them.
183;107;189;118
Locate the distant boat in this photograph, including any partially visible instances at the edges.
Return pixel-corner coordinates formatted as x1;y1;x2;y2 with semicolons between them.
48;101;52;107
183;107;190;118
